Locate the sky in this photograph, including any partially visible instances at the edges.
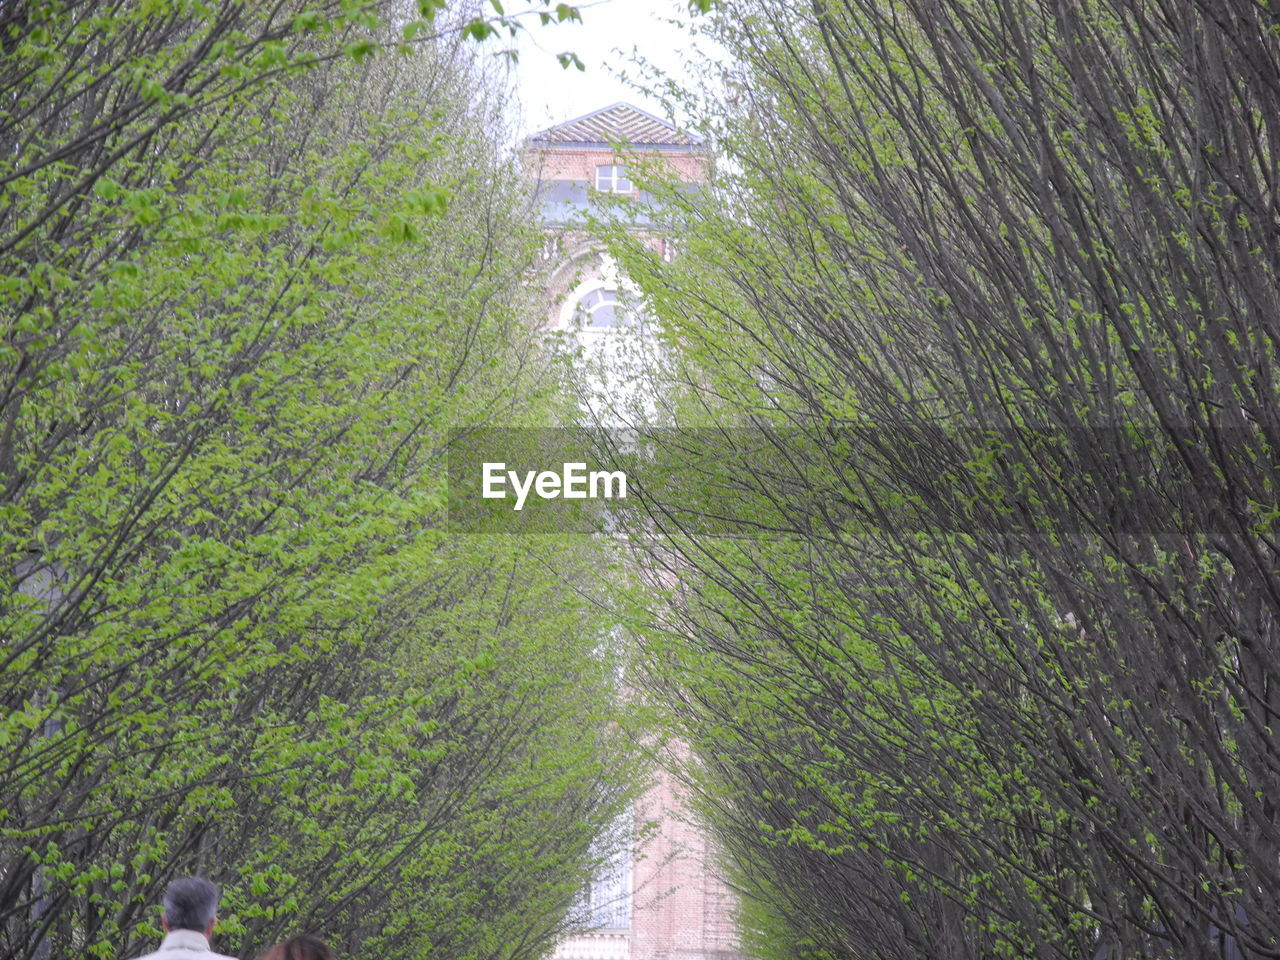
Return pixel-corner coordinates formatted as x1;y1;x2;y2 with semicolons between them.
488;0;721;138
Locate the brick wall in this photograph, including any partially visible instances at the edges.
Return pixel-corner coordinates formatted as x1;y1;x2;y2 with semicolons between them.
523;146;708;186
631;757;739;960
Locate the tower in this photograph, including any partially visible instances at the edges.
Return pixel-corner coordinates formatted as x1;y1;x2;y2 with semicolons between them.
525;101;704;331
523;103;739;960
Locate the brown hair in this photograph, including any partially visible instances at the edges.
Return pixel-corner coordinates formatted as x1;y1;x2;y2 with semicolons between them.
257;934;335;960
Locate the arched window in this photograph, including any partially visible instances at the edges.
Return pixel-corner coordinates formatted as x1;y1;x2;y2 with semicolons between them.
555;267;661;426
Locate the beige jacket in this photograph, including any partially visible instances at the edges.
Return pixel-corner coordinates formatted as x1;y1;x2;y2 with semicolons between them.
133;929;238;960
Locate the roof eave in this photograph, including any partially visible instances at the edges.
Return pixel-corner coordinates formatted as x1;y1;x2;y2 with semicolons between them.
526;139;704;153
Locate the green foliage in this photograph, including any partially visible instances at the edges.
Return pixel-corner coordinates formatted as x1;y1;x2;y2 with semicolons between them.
610;1;1280;958
0;3;639;960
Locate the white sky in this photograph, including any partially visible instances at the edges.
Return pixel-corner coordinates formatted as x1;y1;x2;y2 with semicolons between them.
485;0;721;138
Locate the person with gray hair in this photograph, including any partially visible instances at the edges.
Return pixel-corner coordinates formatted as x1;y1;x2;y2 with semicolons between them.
133;877;238;959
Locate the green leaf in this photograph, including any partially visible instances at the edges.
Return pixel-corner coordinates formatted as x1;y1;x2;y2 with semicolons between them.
345;39;376;63
463;19;495;41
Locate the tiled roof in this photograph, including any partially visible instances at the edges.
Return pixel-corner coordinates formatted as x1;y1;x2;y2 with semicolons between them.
530;102;702;147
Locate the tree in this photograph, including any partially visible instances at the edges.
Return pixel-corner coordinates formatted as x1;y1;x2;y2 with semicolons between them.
1;2;639;959
613;1;1280;957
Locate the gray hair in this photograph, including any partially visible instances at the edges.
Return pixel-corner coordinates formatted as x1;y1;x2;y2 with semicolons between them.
162;877;219;932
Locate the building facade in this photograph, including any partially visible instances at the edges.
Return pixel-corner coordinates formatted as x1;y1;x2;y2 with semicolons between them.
526;101;703;333
523;103;740;960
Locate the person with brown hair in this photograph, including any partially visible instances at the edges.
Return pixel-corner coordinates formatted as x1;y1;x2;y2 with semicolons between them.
255;935;334;960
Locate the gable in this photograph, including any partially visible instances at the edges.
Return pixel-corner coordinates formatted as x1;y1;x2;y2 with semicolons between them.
530;102;701;148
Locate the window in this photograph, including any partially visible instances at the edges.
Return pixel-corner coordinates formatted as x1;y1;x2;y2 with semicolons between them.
585;856;631;929
575;287;622;328
578;809;632;930
595;164;631;193
557;272;662;428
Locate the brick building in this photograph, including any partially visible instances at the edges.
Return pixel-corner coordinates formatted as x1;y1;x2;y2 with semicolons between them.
523;103;740;960
525;101;705;332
